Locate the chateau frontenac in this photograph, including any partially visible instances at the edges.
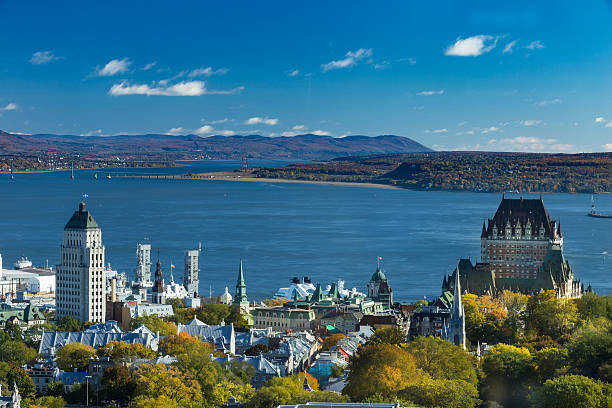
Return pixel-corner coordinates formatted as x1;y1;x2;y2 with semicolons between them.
442;196;583;299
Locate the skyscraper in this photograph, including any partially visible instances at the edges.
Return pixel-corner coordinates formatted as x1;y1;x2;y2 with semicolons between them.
184;249;199;297
135;243;152;287
56;202;106;323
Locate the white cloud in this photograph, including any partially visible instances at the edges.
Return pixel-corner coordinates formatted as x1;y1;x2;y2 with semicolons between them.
203;118;231;125
486;136;574;153
142;61;157;70
521;120;542;126
444;35;497;57
80;129;102;136
312;130;331;136
0;102;18;112
245;117;279;125
218;130;235;136
288;69;300;77
533;98;561;107
604;144;612;151
457;121;468;127
595;117;605;123
606;121;612;128
481;126;500;134
166;127;186;135
397;57;417;65
195;125;215;135
30;50;60;65
321;48;373;72
281;131;300;137
292;125;306;130
503;40;518;54
526;41;544;50
97;58;131;76
374;61;390;70
188;67;229;78
456;130;475;136
108;81;244;96
425;128;448;134
417;89;444;96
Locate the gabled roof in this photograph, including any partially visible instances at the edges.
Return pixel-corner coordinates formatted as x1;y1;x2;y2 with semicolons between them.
64;202;99;229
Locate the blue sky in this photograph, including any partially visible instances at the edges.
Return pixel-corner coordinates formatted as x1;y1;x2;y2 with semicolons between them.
1;0;612;152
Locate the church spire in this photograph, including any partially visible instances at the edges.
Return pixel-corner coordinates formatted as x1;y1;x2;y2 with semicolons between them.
234;259;248;307
448;265;466;349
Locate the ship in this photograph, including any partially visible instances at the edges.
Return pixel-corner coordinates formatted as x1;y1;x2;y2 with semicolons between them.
588;195;612;218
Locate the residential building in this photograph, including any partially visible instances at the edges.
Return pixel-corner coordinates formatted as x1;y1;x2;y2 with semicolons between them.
251;306;316;331
38;320;160;357
320;310;363;334
56;202;106;322
177;317;236;355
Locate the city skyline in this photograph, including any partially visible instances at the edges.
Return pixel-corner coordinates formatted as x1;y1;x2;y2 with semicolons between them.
1;1;612;153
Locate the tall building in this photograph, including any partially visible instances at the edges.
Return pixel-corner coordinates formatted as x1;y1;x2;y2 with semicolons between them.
135;243;151;287
234;260;248;308
447;267;466;349
442;196;582;298
184;249;199;297
152;259;165;304
56;202;106;323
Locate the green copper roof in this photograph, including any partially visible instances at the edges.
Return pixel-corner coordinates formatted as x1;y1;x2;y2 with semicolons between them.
371;267;386;282
310;283;325;302
65;202;99;229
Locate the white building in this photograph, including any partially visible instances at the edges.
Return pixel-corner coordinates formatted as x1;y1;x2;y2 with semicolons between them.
135;243;152;287
56;202;106;323
184;249;199;297
164;271;188;299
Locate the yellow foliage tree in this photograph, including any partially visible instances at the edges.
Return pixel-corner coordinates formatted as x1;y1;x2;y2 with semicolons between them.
133;363;203;406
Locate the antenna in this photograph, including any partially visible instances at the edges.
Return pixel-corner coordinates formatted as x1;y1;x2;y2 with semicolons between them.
198;242;202;252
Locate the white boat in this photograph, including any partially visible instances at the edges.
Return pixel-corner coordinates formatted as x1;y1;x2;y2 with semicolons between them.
14;257;33;269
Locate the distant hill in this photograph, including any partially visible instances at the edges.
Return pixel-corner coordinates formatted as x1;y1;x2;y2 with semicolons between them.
0;131;432;160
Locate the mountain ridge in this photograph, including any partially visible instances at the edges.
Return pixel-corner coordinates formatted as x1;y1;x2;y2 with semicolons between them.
0;130;432;160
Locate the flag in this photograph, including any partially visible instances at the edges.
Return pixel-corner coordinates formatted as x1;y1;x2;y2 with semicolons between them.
378;256;383;260
171;264;175;269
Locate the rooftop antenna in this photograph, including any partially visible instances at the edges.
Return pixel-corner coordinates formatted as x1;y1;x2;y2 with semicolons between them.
209;285;212;298
71;161;74;180
10;159;14;180
198;242;202;252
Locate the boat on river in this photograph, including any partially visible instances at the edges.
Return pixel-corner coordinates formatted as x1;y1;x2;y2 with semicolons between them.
588;195;612;218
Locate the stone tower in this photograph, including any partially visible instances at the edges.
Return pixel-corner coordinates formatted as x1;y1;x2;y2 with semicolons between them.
56;202;106;323
234;259;248;308
184;249;199;298
448;266;466;349
152;259;165;304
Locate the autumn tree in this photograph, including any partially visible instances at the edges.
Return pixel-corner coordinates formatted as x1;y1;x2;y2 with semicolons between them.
404;336;477;386
129;315;177;336
55;343;96;372
481;344;535;408
344;344;421;401
97;340;157;360
525;290;578;341
320;333;345;351
101;365;138;406
400;378;480;408
367;326;406;345
133;363;203;406
248;375;347;408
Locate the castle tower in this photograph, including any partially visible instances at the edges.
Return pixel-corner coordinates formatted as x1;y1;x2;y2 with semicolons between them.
152;259;165;304
56;202;106;323
184;249;199;298
234;260;248;308
135;243;151;287
448;266;466;349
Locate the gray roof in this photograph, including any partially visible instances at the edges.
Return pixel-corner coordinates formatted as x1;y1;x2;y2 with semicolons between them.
39;325;159;356
216;354;281;376
177;318;234;351
64;202;99;229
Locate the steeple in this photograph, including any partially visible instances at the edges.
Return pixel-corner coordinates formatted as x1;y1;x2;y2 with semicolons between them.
234;259;248;307
310;283;325;303
481;220;487;238
152;259;165;304
448;265;466;349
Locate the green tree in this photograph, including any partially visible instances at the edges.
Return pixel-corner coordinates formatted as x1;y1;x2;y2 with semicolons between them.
320;333;345;351
101;366;138;406
55;343;95;372
400;378;480;408
245;343;270;356
481;344;535;408
525;290;578;341
46;381;66;398
530;375;611;408
97;341;157;360
29;395;67;408
248;376;347;408
130;315;177;336
196;304;248;327
404;336;477;386
0;340;38;365
532;347;568;383
565;326;612;380
344;344;421;401
574;293;612;322
367;327;406;345
55;316;81;332
0;362;35;399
